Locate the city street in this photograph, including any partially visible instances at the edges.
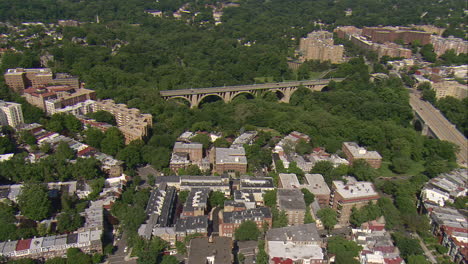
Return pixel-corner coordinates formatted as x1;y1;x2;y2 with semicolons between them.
106;236;136;264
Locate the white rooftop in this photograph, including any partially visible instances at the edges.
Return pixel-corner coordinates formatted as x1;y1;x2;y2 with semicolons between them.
333;179;379;200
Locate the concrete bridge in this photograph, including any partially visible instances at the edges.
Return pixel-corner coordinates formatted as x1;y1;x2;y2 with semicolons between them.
410;93;467;167
160;78;344;108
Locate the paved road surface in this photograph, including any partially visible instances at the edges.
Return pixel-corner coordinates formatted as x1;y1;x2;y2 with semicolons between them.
409;93;467;166
106;237;136;264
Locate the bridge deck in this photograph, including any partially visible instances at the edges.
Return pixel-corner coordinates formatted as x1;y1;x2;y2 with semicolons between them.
410;93;467;166
159;78;344;96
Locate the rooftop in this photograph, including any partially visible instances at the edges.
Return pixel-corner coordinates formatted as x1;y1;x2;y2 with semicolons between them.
266;223;321;242
343;142;382;160
333;179;379;200
277;189;306;211
174;141;203;150
187;237;233;264
215;147;247;164
223;207;272;224
175;215;208;232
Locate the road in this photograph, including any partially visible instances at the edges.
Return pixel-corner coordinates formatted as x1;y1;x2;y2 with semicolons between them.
409;92;468;166
106;236;136;264
413;233;438;264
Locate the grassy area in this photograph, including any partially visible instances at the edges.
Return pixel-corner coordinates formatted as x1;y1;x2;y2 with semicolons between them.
378;160;426;178
309;71;323;79
254;77;275;83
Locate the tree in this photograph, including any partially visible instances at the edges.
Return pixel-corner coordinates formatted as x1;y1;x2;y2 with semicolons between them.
55;141;76;160
408;255;430;264
19;131;37;146
327;236;362;264
160;255;179;264
295;139;312;155
272;209;288;228
317;208;337;231
84;127;105;149
301;188;315;206
66;248;92;264
86;110;116;125
175;241;186;255
17;184;52;221
57;210;83;233
45;258;67;264
117;141;143;169
255;240;269;264
392;233;424;259
420;44;437;63
213;137;230;148
235;220;260;241
191;134;211;149
101;127;124;156
304;207;314;224
350;159;378;182
421;88;436;104
209;191;226;208
0;136;16;154
263;190;277;207
0;202;17;241
349;202;381;227
178;190;189;204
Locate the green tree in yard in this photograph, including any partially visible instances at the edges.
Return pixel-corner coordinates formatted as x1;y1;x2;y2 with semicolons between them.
301;188;315;206
160;255;179;264
55;141;76;160
86;110;116;125
57;210;83;233
0;202;17;241
350;159;378;182
66;248;92;264
18;184;52;221
349;202;381;227
263;190;277;207
272;209;288;228
0;136;16;154
327;236;362;264
420;44;437;63
392;233;424;259
191;134;211;149
101;127;124;156
213;137;230;148
304;207;314;224
235;220;260;241
452;196;468;210
407;255;430;264
255;240;269;264
422;88;436;104
175;241;186;255
178;164;202;175
84;127;105;149
317;208;337;232
19;131;37;146
116;140;143;169
209;191;226;208
178;190;189;204
295;139;312;155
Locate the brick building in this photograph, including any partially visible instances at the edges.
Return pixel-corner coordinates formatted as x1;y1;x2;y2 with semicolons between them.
362;26;431;45
213;147;247;174
342;142;382;169
298;31;344;63
181;188;209;218
219;207;272;238
92;99;153;144
277;189;306;226
331;177;380;226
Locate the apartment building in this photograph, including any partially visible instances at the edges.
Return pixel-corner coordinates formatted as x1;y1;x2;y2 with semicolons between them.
362;26;431;45
173;142;203;162
431;35;468;56
187;237;233;264
0;101;24;128
181;188;209;218
278;173;331;208
22;85;96;113
432;81;468;100
92;99;153;144
277;189;306;226
213;147;247;174
342;142;382;169
219;207;272;237
233;189;264;209
239;176;275;192
420;169;467;207
266;224;326;264
175;216;209;241
4;68;52;93
298;31;344;63
331;177;380;226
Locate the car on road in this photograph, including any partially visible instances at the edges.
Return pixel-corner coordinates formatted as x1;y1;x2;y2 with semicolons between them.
124;247;128;253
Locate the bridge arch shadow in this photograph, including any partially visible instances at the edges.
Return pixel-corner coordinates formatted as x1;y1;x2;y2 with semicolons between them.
413;119;423;132
167;96;191;107
198;94;224;108
231;92;255;102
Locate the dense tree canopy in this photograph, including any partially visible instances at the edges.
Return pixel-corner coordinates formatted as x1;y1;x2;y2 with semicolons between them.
17;184;52;221
235;220;260;241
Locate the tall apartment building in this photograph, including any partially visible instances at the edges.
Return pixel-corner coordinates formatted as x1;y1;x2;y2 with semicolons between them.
0;101;24;128
277;189;306;226
219;207;272;237
430;35;468;56
331;177;380;226
173;142;203;162
4;68;53;94
299;31;344;63
213;147;248;174
23;86;96;114
362;26;431;45
93;99;153;144
432;81;468;100
278;173;331;208
342;142;382;169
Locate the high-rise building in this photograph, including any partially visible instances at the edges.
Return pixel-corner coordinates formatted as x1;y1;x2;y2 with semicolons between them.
0;101;24;128
362;26;431;45
432;81;468;100
277;189;306;226
299;31;344;63
4;68;53;93
430;35;468;56
331;177;380;226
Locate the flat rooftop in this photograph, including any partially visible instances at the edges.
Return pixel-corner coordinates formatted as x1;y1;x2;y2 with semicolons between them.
343;142;382;160
333;180;379;200
277;189;306;211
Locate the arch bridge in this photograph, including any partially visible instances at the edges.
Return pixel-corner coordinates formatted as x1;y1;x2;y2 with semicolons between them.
159;78;344;108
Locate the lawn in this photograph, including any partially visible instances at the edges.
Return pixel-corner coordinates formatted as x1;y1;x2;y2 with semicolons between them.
378;160;426;178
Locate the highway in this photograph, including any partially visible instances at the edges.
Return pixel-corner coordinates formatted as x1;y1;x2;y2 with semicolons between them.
409;93;467;167
160;78;344;96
